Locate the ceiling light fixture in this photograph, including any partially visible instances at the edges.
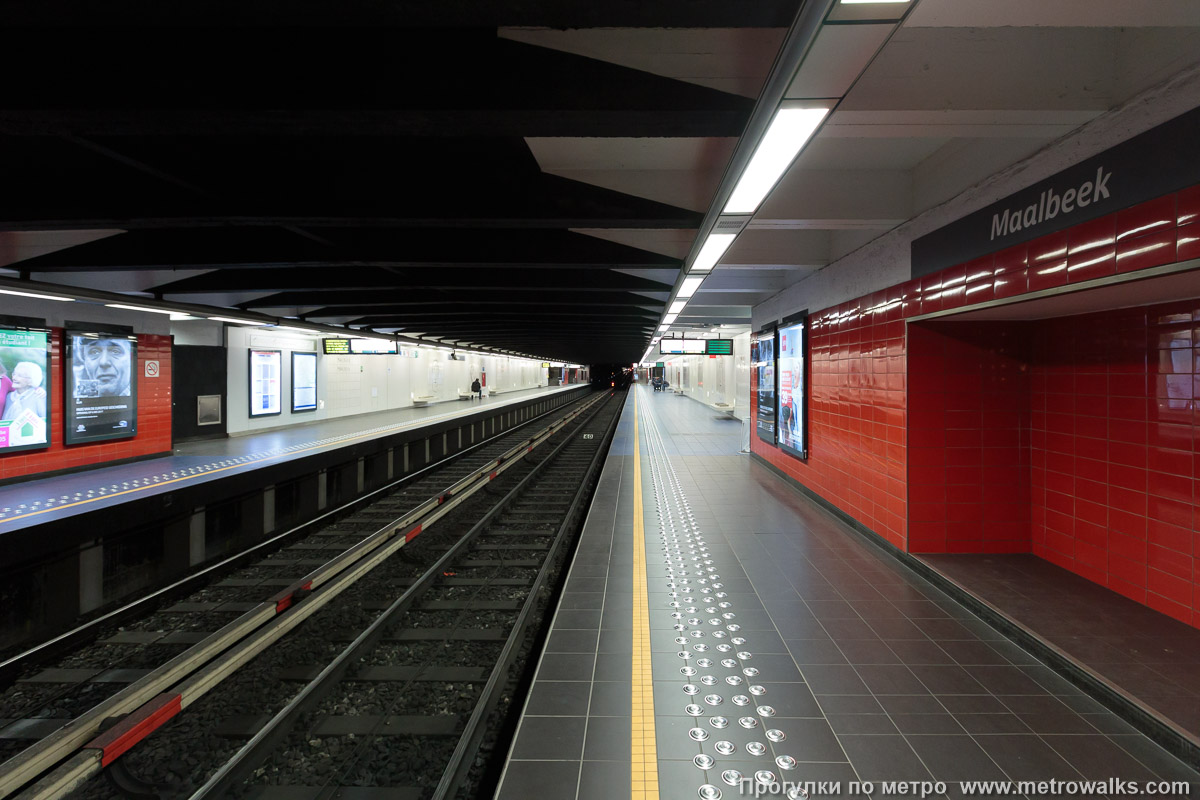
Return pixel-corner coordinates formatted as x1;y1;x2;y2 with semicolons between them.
105;303;174;315
690;233;737;273
677;276;704;299
669;300;686;315
663;313;678;325
275;324;323;335
724;105;830;215
209;315;268;326
0;287;74;302
169;312;199;321
658;323;671;331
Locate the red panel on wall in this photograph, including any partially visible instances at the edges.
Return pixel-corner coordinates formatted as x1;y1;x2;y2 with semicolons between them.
0;332;173;481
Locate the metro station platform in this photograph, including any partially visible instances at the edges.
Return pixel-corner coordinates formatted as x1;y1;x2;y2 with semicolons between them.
497;386;1200;800
0;384;578;534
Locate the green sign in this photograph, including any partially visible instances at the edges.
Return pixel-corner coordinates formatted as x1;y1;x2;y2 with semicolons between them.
704;339;734;356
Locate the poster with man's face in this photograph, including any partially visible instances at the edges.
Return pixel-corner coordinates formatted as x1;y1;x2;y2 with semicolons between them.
66;334;138;444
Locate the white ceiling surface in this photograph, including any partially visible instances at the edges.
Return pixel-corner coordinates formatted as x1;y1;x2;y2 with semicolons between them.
708;1;1200;335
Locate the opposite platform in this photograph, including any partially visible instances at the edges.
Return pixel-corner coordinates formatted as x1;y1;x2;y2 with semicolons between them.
497;386;1200;800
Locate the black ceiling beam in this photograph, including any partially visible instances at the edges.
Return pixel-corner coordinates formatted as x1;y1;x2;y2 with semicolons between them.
0;34;751;138
253;290;664;309
345;311;661;325
0;2;797;28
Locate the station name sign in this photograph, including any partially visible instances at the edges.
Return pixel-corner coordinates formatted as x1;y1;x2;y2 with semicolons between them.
911;106;1200;279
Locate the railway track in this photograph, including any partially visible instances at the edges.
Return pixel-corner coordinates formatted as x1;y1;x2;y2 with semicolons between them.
0;390;618;800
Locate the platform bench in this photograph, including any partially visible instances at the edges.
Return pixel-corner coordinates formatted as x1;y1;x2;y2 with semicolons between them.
412;395;437;407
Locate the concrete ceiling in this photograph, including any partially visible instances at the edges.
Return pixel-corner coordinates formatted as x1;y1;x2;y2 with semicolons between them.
664;0;1200;339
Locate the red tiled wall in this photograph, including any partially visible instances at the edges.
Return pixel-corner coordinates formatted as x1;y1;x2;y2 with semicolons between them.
751;301;908;550
1030;304;1199;627
754;181;1200;626
0;332;173;480
907;322;1032;555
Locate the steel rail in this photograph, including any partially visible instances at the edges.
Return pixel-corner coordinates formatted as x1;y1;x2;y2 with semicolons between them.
0;392;605;800
433;393;623;799
189;392;619;799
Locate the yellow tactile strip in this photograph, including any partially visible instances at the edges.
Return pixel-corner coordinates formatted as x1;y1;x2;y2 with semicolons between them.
631;391;660;799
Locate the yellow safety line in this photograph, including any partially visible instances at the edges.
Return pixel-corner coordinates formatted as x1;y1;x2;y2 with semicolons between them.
631;389;659;799
0;389;568;526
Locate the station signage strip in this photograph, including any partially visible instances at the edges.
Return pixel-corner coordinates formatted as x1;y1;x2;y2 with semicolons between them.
911;106;1200;278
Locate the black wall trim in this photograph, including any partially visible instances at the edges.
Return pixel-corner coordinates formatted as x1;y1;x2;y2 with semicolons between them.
749;452;1200;769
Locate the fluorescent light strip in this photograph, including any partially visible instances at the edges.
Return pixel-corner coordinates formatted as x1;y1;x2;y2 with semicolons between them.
669;300;686;315
0;288;74;302
275;325;323;335
106;303;175;315
677;276;704;299
690;233;736;273
663;313;678;325
209;316;268;326
724;106;830;215
658;323;670;331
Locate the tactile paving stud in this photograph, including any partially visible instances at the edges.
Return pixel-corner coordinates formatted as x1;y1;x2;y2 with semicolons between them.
698;785;723;800
766;729;786;742
686;704;705;716
700;675;717;686
776;755;797;771
742;667;759;677
714;740;736;755
755;771;778;786
757;705;776;717
683;684;700;695
681;667;697;677
746;742;767;757
709;716;729;729
694;754;716;770
725;675;743;686
704;694;723;706
739;717;759;729
749;685;766;695
787;785;810;799
689;727;709;742
732;695;750;706
721;659;737;668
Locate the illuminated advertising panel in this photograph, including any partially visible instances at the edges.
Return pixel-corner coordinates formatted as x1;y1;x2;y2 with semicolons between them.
776;313;807;460
249;349;282;417
659;339;706;355
65;333;138;444
0;328;51;453
751;327;776;444
292;351;318;413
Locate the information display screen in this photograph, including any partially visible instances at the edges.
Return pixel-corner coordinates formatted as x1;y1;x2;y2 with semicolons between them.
350;338;397;355
704;339;733;356
776;316;807;459
249;349;282;417
292;351;318;413
0;328;51;453
751;328;776;444
660;339;706;355
65;333;137;445
322;339;351;355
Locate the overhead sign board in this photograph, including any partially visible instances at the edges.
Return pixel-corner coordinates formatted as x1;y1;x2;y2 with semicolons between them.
322;339;351;355
659;339;706;355
704;339;734;356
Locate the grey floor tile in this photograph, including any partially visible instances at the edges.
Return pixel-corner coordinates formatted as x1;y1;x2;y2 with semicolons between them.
889;713;967;735
578;760;630;800
826;713;901;734
787;639;849;664
546;628;600;653
837;734;933;782
976;734;1084;781
906;734;1009;782
815;694;886;714
510;716;587;760
496;760;581;800
525;681;593;716
800;665;871;694
582;715;631;761
536;653;596;682
855;664;929;695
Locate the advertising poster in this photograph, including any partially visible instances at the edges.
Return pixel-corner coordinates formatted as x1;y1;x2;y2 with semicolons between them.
0;328;51;453
752;328;776;444
292;351;318;413
777;317;807;459
65;333;138;445
249;349;282;417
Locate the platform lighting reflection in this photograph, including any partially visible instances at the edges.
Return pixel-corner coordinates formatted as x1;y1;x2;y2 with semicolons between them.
0;287;74;301
690;233;736;273
723;105;830;215
106;303;174;315
208;315;268;325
